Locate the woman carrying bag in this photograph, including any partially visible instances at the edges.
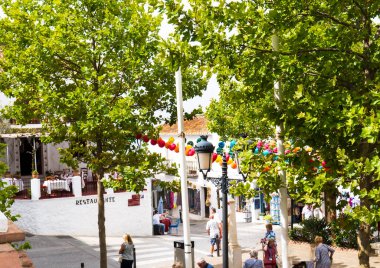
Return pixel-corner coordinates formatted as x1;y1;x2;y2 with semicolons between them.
119;233;134;268
262;238;277;268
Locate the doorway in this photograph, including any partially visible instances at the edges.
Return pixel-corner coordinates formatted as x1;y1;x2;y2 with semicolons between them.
203;187;210;218
19;137;42;176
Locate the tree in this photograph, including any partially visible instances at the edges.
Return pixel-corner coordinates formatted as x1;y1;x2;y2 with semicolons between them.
0;1;205;267
0;142;18;221
165;1;380;267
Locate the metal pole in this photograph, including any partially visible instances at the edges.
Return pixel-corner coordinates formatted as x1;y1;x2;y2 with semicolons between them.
291;198;294;230
133;247;136;268
33;136;37;171
175;68;192;268
221;153;228;268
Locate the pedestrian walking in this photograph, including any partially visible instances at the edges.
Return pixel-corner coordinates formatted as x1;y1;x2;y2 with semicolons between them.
261;223;276;244
243;249;264;268
206;214;221;257
262;238;277;268
211;207;222;250
119;233;134;268
314;236;334;268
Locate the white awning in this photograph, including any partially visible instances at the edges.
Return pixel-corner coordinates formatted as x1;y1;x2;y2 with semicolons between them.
0;133;42;138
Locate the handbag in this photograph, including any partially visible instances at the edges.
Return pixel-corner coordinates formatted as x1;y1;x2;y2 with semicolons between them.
118;255;123;263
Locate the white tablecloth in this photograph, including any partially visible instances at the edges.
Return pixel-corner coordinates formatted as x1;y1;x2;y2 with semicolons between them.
64;176;85;188
1;178;24;192
43;180;70;194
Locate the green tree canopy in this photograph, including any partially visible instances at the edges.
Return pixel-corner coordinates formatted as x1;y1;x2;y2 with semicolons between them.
165;1;379;266
0;1;206;267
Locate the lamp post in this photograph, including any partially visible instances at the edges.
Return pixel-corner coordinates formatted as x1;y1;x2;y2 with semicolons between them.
195;135;239;268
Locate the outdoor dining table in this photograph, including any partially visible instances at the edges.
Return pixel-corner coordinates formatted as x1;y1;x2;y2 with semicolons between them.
42;180;70;194
63;176;85;188
1;178;24;192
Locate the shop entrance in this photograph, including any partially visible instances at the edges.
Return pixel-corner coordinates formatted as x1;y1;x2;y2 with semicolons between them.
19;137;42;176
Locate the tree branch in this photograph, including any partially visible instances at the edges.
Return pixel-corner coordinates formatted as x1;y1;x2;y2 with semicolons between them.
312;11;357;29
296;48;363;59
53;53;82;73
352;0;366;17
245;45;363;59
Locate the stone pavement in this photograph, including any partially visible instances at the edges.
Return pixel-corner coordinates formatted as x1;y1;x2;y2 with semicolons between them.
194;220;380;268
24;219;380;268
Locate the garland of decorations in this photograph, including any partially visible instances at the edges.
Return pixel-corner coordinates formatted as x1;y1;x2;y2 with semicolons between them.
135;134;239;169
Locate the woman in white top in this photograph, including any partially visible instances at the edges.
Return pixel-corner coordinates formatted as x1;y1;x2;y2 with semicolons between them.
119;233;134;268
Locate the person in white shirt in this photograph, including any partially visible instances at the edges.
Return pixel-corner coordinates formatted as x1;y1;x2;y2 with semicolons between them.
206;215;221;257
313;206;324;220
210;207;222;251
152;210;165;235
302;204;314;220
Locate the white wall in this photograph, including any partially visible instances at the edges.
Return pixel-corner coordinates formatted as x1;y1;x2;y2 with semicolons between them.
11;186;153;237
46;142;69;172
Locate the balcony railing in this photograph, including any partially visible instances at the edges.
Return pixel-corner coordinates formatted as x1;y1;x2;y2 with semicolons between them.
165;160;199;178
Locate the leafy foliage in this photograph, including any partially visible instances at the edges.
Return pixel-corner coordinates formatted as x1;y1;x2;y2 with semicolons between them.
0;143;18;222
152;179;181;193
289;218;331;245
165;1;379;264
11;241;32;251
0;1;206;267
330;214;360;249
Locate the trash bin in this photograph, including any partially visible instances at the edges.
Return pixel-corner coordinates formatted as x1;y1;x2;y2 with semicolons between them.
244;205;252;223
244;209;252;222
174;240;194;268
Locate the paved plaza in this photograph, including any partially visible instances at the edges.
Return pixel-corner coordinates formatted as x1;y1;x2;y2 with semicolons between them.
25;220;380;268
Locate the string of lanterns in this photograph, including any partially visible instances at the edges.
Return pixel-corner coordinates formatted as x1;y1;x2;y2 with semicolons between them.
135;134;330;172
135;134;239;169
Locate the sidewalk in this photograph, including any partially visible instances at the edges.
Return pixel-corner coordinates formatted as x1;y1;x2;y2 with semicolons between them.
189;220;380;268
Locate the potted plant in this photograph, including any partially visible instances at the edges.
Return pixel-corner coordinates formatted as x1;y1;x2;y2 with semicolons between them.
264;214;273;223
32;170;39;179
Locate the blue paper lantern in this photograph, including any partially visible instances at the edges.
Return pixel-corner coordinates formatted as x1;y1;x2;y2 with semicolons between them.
263;150;270;156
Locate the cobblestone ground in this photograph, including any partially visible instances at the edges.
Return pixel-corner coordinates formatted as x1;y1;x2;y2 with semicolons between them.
26;219;380;268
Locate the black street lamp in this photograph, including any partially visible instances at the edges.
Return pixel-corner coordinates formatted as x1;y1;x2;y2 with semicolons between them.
195;135;240;268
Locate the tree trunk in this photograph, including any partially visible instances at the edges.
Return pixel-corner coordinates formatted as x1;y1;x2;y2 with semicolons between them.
357;221;371;268
357;173;371;268
324;190;336;223
98;175;107;268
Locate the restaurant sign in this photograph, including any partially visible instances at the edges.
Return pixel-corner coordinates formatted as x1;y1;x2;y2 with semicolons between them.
76;196;116;205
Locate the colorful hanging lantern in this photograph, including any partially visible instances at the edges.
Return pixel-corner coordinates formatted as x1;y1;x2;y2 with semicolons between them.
142;135;149;143
150;139;157;145
218;141;225;148
169;143;176;151
158;139;166;148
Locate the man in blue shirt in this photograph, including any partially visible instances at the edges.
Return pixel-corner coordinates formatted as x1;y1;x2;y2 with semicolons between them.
243;250;264;268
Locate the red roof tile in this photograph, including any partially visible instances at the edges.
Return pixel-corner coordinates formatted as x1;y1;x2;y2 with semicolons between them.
160;115;210;135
